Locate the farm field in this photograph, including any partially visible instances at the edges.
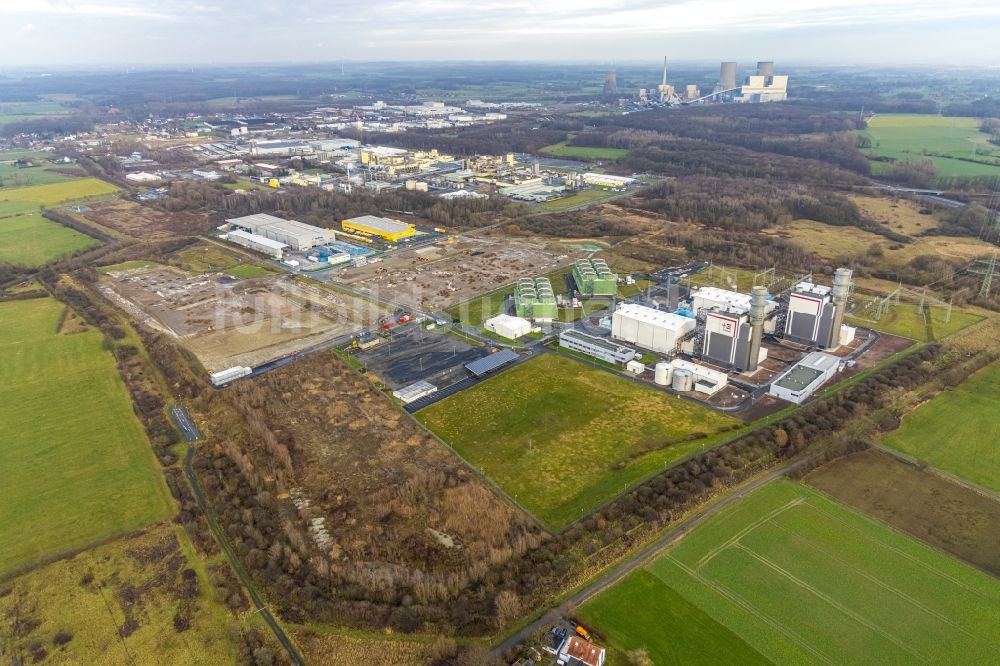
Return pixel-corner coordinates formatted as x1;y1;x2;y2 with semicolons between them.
0;100;72;125
416;353;740;529
805;448;1000;577
578;569;769;666
540;141;629;160
0;177;119;206
637;480;1000;665
0;526;245;664
862;114;1000;178
0;298;173;576
290;629;431;665
0;162;84;188
0;211;99;266
883;360;1000;491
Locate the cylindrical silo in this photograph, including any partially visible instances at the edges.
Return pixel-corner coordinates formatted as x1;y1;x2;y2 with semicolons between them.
654;361;672;386
672;369;693;392
719;61;737;90
757;61;775;77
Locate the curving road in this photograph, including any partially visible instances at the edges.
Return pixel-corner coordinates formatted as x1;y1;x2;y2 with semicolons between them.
489;458;810;658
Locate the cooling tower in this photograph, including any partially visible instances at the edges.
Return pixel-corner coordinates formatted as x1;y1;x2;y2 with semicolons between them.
719;61;737;90
757;61;775;77
827;268;853;349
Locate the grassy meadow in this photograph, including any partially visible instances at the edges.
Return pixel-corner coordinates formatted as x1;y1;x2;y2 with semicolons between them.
613;480;1000;665
0;526;244;664
540;141;629;160
0;211;99;266
416;353;740;529
0;298;173;575
883;361;1000;491
0;177;119;206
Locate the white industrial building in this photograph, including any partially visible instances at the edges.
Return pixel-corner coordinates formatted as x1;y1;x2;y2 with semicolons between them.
226;213;335;251
612;303;695;355
736;74;789;103
769;352;841;403
691;287;777;317
785;281;834;344
484;314;532;339
669;359;729;396
125;171;161;183
581;173;636;189
210;366;252;387
559;329;636;365
393;380;438;404
224;229;288;259
251;139;314;157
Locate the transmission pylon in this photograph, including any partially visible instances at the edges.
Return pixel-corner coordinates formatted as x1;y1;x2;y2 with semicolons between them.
976;253;998;299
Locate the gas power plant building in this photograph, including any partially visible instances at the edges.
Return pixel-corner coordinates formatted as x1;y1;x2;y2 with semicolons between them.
226;213;335;251
341;215;416;242
573;259;618;297
515;277;558;321
784;269;853;349
559;329;637;365
612;303;696;355
736;61;788;103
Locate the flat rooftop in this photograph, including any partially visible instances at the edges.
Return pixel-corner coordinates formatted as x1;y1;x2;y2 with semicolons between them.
775;365;825;392
560;329;634;355
343;215;412;235
614;303;694;331
226;229;288;250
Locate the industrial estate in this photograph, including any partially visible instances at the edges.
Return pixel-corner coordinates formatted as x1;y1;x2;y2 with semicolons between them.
1;51;999;666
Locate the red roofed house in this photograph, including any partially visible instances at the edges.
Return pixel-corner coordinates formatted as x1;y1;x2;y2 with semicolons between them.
558;635;605;666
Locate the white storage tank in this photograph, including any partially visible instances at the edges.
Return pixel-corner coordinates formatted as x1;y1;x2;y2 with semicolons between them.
654;361;672;386
672;368;694;392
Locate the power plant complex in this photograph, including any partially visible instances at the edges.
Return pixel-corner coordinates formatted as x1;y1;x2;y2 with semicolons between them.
634;58;789;106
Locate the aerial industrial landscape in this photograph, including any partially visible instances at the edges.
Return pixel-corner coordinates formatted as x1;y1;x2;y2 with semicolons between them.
2;3;1000;665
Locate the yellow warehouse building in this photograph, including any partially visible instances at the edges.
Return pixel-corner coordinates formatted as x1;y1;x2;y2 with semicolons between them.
341;215;417;242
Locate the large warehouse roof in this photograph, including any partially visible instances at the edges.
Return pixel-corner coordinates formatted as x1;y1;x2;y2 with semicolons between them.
344;215;412;235
226;229;287;250
774;352;839;391
614;303;693;330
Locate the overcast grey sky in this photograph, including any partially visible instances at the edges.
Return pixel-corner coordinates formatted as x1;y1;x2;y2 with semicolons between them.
2;0;1000;66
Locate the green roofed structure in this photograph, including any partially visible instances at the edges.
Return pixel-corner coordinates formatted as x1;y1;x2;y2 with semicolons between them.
573;258;618;296
515;277;558;321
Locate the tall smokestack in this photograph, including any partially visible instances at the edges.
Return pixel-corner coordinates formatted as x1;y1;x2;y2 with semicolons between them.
757;61;775;77
747;285;768;371
828;268;852;349
719;61;737;90
662;56;668;86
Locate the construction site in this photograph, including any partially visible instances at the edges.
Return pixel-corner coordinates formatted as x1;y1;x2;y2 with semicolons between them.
336;235;574;313
101;264;389;372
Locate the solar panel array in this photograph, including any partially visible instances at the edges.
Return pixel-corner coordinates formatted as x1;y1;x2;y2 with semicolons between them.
464;349;519;377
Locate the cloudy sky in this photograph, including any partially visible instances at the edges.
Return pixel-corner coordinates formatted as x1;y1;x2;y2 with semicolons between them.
2;0;1000;66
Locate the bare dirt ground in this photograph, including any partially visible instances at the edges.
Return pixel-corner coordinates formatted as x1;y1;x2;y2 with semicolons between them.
337;236;575;311
80;199;212;239
103;264;388;371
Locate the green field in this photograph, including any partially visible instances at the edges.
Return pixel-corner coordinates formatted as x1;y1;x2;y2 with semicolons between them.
0;162;84;189
0;177;119;206
416;353;740;529
883;361;1000;491
863;114;1000;178
578;570;769;666
0;298;173;575
540;141;629;160
536;188;622;212
0;100;72;125
0;211;99;266
621;480;1000;665
846;301;981;342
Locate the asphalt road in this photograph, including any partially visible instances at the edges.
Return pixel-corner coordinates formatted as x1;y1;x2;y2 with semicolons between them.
489;458;809;659
169;405;201;442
